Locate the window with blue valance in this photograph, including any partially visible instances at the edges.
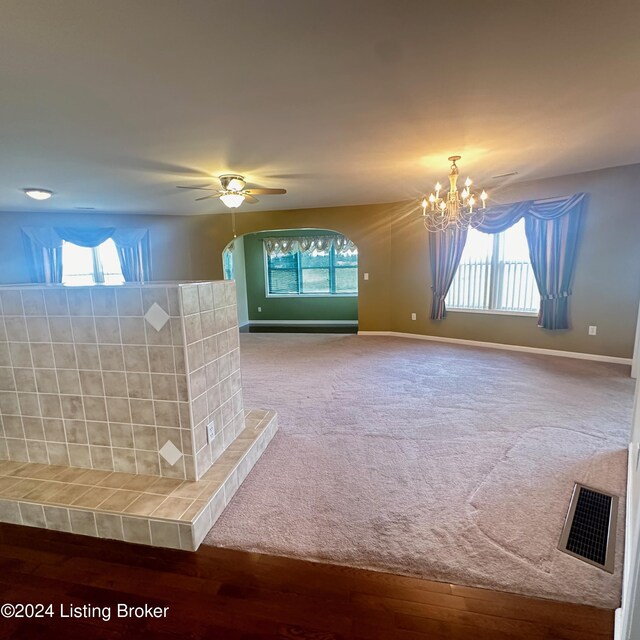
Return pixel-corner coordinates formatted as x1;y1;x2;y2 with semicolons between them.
429;193;586;330
21;226;151;284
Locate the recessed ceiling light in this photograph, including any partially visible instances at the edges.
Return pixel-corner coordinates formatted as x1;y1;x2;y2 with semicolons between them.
24;188;53;200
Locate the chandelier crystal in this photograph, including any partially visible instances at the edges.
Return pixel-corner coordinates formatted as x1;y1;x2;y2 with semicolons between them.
420;156;488;232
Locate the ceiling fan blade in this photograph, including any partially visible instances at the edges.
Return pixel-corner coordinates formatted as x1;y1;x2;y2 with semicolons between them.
243;188;287;195
243;194;259;204
176;185;218;191
195;194;221;201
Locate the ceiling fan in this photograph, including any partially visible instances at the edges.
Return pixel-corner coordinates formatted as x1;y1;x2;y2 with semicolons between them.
177;174;286;209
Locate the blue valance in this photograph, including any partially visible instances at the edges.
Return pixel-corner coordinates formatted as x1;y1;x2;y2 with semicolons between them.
476;192;586;234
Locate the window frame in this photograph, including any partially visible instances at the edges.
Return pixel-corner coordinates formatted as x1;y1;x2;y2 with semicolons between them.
263;242;358;298
446;224;538;317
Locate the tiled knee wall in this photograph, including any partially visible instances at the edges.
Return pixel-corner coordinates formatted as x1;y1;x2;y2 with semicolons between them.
0;281;244;482
179;282;244;480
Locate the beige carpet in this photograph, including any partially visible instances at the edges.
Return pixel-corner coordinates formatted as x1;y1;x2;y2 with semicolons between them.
204;334;634;608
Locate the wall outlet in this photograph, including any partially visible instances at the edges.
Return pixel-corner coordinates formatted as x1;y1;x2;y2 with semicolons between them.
588;325;597;336
411;313;417;321
364;273;369;281
257;306;262;312
207;421;215;443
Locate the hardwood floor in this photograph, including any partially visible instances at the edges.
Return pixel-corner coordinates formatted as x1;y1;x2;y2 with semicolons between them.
0;523;614;640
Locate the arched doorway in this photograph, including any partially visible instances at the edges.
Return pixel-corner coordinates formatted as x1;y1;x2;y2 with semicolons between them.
222;228;358;332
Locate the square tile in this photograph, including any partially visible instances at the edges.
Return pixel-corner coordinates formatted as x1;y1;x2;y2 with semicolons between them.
95;513;124;540
19;502;46;527
99;345;125;371
145;303;170;332
95;317;121;344
26;317;51;342
83;396;107;421
69;509;98;536
0;290;24;315
14;368;36;392
5;317;28;341
35;369;59;394
0;499;22;524
115;288;143;316
180;285;200;315
159;440;183;466
122;516;151;544
21;290;46;316
91;288;117;316
43;289;69;316
75;344;100;369
43;506;71;532
120;317;146;344
150;520;181;549
66;288;93;316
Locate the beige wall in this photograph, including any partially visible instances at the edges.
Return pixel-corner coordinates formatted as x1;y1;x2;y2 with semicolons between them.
191;164;640;358
2;163;639;357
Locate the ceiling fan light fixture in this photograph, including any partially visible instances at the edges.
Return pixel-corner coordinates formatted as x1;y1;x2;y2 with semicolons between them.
24;188;53;200
226;177;245;191
220;193;245;208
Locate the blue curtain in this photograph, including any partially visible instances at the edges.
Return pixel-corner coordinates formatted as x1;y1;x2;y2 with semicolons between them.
525;209;583;330
21;226;150;283
475;193;586;330
429;226;468;320
21;228;64;283
111;229;151;282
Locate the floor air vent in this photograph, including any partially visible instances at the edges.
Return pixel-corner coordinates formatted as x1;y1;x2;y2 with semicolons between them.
558;483;618;573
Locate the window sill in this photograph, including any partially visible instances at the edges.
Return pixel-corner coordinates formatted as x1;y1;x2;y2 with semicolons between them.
448;308;538;318
266;293;358;299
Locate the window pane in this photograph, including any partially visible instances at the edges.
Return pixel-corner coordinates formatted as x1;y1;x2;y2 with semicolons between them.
97;239;125;285
336;267;358;293
302;268;330;293
335;250;358;267
447;228;492;309
267;253;299;294
62;242;95;286
496;220;538;312
269;269;299;294
300;250;330;268
446;220;539;313
223;249;234;280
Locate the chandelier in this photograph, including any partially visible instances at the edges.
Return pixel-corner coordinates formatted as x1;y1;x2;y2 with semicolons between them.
420;155;488;232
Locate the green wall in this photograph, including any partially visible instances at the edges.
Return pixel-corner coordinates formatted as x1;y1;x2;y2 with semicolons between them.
243;229;358;322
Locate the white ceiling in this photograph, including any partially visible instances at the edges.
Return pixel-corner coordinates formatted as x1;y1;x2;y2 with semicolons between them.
1;0;639;216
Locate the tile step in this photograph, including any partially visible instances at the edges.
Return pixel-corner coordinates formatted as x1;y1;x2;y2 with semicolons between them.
0;409;277;551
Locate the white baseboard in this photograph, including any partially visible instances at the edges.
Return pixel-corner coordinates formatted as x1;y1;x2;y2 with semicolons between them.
615;607;623;640
249;320;358;326
357;330;632;366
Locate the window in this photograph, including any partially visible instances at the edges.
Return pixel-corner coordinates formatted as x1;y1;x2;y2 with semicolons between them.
223;247;234;280
265;240;358;296
61;238;125;286
446;219;539;313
